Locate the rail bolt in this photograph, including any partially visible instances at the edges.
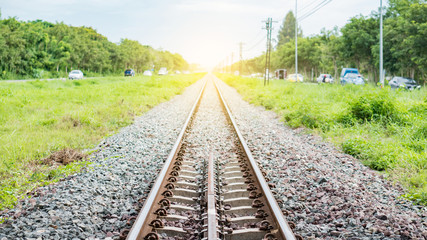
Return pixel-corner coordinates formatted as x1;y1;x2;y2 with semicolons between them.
249;191;262;199
161;190;173;198
167;176;177;182
172;166;181;171
247;183;257;191
255;209;268;218
242;171;252;178
149;219;164;228
126;216;137;225
252;199;264;208
119;228;130;240
174;161;182;166
259;220;273;231
265;177;271;182
245;178;254;184
144;232;160;240
165;183;175;190
263;233;277;240
154;208;168;217
158;198;171;208
170;171;179;176
288;221;296;230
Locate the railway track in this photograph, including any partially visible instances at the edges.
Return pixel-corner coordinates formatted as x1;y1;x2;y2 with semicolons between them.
125;74;300;240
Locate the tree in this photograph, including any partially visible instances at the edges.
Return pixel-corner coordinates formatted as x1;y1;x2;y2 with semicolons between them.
277;11;302;47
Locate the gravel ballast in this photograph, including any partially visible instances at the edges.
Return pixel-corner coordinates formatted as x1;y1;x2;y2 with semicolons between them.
215;76;426;239
1;73;426;240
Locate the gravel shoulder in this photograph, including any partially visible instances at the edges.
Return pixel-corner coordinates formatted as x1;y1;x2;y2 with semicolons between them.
215;76;426;239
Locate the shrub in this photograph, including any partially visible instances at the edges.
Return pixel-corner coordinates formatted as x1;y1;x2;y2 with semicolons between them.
349;91;398;123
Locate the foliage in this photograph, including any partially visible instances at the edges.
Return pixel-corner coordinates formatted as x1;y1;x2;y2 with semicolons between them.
0;73;203;210
238;1;426;84
219;73;427;204
277;11;302;47
0;19;189;80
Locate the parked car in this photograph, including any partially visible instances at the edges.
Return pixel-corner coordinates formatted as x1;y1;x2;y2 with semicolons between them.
340;68;359;84
389;77;421;90
158;67;168;75
341;73;365;85
124;69;135;77
317;74;334;83
143;70;153;76
68;70;83;80
287;73;304;82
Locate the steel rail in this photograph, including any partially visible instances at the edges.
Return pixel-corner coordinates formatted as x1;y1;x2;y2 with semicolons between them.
207;153;218;239
212;76;297;240
126;78;208;240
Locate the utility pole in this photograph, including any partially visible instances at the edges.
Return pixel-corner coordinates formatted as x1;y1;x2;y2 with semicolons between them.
295;0;298;78
231;52;234;73
263;18;273;86
239;42;244;75
379;0;384;87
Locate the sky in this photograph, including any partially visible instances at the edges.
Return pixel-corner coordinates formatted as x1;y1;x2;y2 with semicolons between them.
0;0;383;69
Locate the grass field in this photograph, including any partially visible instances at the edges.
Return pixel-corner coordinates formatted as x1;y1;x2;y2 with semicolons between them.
218;73;427;205
0;73;204;210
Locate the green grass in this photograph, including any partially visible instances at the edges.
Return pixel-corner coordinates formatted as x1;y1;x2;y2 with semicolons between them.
218;73;427;205
0;73;204;210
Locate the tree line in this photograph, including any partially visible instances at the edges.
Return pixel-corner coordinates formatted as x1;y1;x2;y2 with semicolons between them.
237;0;426;84
0;16;189;79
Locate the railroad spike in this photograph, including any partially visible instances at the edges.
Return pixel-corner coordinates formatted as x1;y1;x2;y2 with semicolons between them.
143;232;160;240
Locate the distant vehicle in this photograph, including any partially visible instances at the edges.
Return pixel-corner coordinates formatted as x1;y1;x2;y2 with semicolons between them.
143;70;153;76
68;70;83;80
317;74;334;83
124;69;135;77
175;70;181;74
341;73;365;85
389;76;421;90
158;68;168;75
275;69;287;79
286;73;303;82
340;68;359;78
182;70;191;74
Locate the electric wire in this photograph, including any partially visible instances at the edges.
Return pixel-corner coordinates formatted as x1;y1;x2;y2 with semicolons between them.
299;0;324;12
245;35;267;52
298;0;332;22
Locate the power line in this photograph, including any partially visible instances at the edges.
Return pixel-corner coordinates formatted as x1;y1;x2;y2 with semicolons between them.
298;0;332;22
299;0;324;12
245;35;267;52
246;29;264;46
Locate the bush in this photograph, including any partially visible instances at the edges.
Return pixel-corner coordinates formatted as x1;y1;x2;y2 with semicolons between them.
349;91;399;123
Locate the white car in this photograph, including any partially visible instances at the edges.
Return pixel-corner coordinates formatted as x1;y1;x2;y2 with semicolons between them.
317;74;334;83
68;70;83;80
143;70;153;76
158;68;168;75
